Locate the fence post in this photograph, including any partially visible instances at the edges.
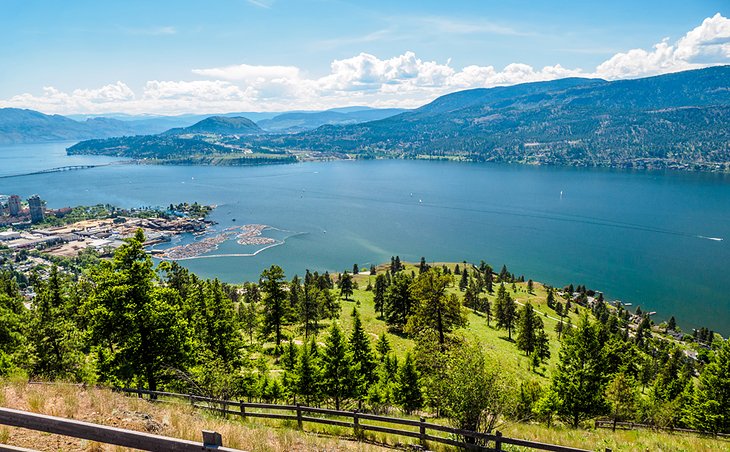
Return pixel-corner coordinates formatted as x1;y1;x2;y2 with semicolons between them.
239;400;246;420
494;431;502;451
296;404;303;430
353;410;360;439
419;417;426;446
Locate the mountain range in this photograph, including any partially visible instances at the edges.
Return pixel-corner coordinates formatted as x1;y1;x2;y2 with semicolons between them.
0;106;407;145
252;66;730;171
12;66;730;171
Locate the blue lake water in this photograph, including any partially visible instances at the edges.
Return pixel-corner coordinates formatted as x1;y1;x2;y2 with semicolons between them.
1;142;729;334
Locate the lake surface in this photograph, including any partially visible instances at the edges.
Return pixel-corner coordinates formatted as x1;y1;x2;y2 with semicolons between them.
1;142;729;334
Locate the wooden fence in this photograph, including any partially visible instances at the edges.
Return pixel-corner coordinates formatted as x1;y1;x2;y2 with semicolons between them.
118;387;599;452
594;419;730;438
0;406;243;452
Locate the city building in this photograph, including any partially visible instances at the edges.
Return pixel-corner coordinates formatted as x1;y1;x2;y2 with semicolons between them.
28;195;44;223
8;195;21;216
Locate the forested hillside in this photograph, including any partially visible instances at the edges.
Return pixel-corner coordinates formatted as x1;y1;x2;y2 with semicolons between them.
254;66;730;171
1;231;728;444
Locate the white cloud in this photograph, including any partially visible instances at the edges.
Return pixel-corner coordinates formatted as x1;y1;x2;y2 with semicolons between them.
192;63;300;82
596;13;730;79
2;14;729;115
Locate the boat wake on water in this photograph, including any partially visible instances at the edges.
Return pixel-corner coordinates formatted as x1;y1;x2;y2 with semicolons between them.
697;236;724;242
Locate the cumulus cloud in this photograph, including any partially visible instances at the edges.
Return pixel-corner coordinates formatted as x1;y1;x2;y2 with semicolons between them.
2;14;729;114
192;63;300;82
596;13;730;79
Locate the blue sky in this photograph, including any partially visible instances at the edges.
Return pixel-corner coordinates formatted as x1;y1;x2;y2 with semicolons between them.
1;0;728;114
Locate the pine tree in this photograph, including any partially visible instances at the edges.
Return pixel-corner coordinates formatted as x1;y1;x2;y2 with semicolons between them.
294;342;320;405
494;284;517;339
87;230;191;392
667;316;677;332
373;274;387;318
28;266;84;380
321;323;353;410
516;302;539;355
407;269;467;347
459;267;469;291
546;287;555;308
349;309;376;384
550;315;609;427
353;263;359;274
688;338;730;433
384;273;413;329
419;257;428;274
395;353;422;414
299;280;321;338
339;271;354;300
260;265;287;347
375;333;391;361
605;372;638;431
238;300;259;344
527;279;534;294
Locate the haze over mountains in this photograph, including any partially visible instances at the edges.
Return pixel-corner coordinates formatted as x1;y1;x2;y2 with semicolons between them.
0;106;408;145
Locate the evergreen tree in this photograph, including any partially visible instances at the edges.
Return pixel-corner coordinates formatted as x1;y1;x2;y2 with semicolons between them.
370;265;376;275
260;265;287;347
454;264;461;275
375;332;391;361
516;301;539;355
353;264;359;275
299;279;321;338
527;279;534;294
459;267;469;291
384;273;413;329
605;372;638;431
407;269;467;347
395;353;422;414
339;271;354;300
373;274;387;318
87;230;191;392
667;316;677;332
546;287;555;308
28;266;84;380
349;309;376;384
688;338;730;433
550;315;609;427
321;323;353;410
238;299;259;344
199;279;241;365
494;284;517;339
419;257;428;274
293;342;320;405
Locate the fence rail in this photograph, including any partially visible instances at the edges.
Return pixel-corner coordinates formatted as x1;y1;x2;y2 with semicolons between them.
594;419;730;438
118;387;595;452
0;406;243;452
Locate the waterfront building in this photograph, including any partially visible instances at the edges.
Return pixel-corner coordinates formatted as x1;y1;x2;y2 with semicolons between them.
8;195;21;216
28;195;44;223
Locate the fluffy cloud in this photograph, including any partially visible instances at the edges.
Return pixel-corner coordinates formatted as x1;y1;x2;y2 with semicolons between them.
2;14;729;115
596;13;730;79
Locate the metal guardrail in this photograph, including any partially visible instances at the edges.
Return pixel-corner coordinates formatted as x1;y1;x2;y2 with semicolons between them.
0;406;243;452
119;387;596;452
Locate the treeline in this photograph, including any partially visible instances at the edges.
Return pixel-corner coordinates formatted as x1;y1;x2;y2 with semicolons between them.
0;236;728;437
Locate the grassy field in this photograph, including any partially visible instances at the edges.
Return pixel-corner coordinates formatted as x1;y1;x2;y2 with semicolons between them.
1;380;727;452
277;261;589;384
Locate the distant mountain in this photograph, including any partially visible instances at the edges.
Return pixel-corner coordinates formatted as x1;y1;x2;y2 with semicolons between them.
254;66;730;171
257;108;407;132
0;108;175;144
163;116;263;136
